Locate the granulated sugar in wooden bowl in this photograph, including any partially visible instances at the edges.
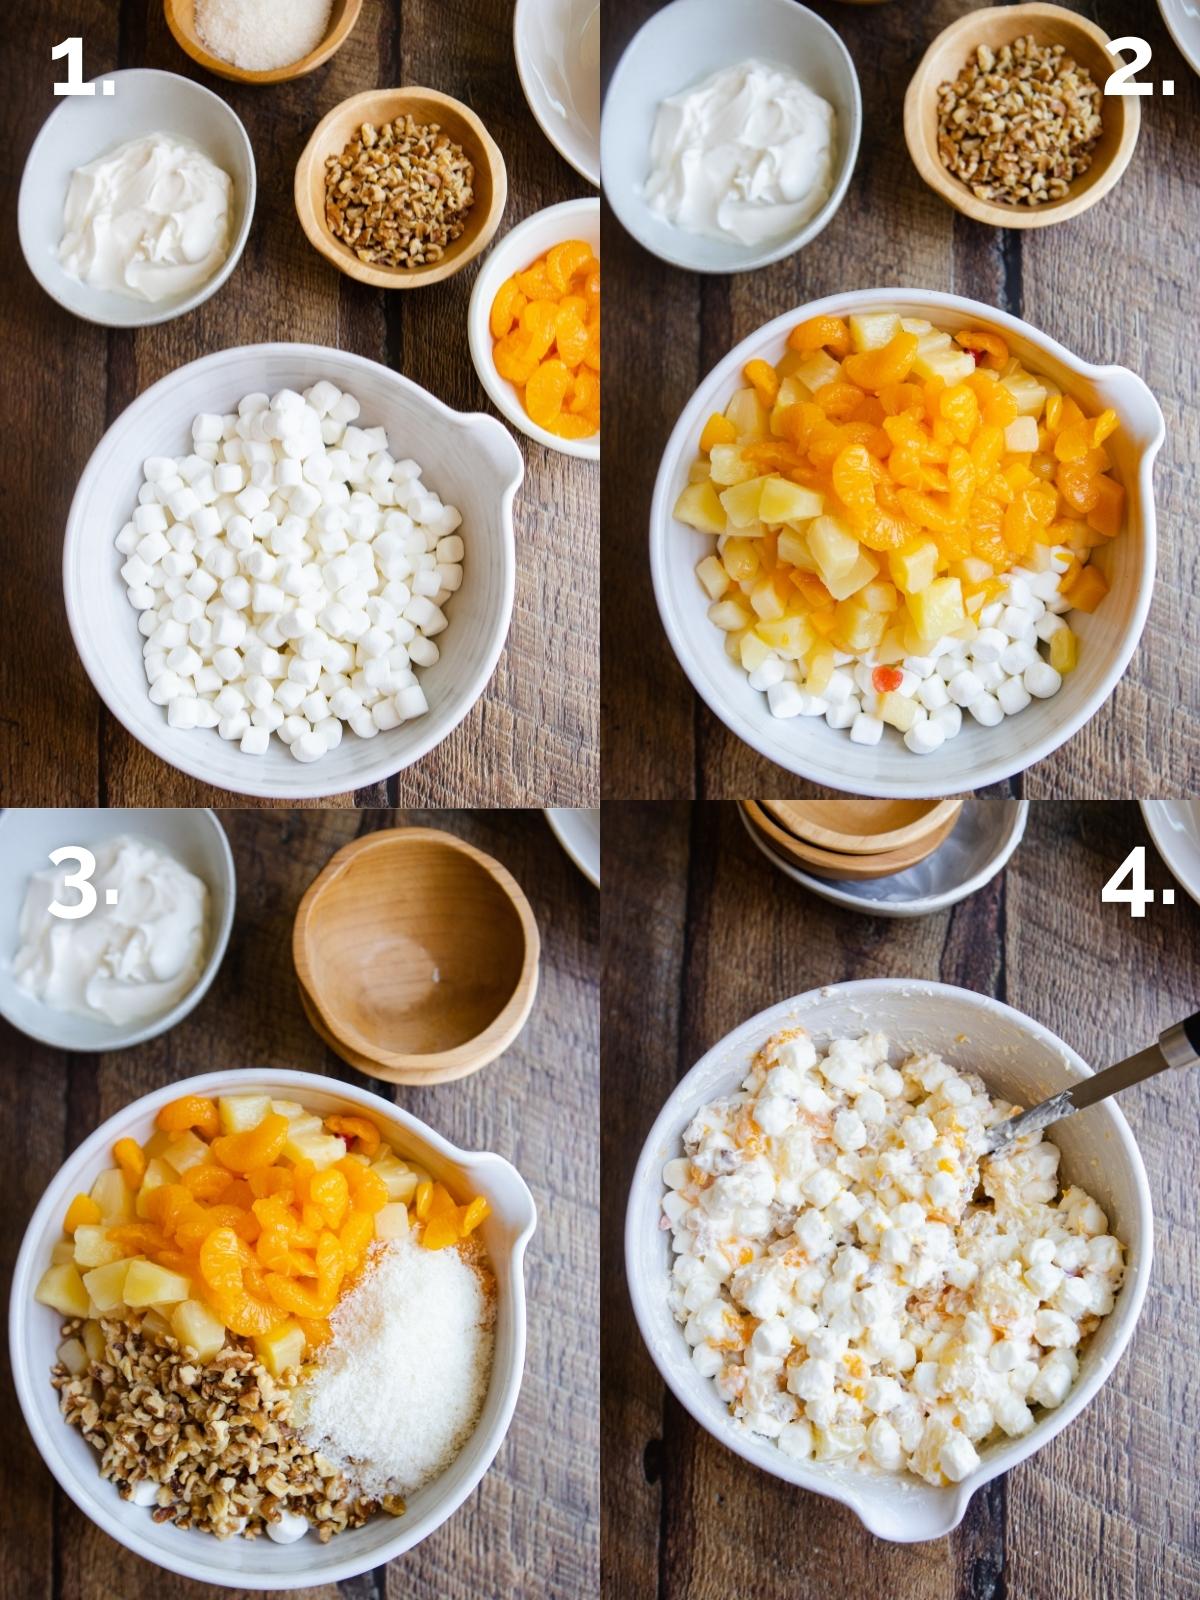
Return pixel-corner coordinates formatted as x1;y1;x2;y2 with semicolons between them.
164;0;363;86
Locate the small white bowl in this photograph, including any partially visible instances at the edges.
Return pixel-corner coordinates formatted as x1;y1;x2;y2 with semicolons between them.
468;198;600;462
17;68;255;329
1158;0;1200;80
0;808;234;1051
514;0;600;186
1140;799;1200;910
544;807;601;886
651;289;1165;797
63;344;524;801
626;980;1152;1542
10;1068;536;1589
740;799;1028;918
601;0;861;274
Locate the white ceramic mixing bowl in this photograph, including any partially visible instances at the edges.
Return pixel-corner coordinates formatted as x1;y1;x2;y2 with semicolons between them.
650;290;1165;797
63;345;523;800
11;1068;536;1588
626;980;1152;1541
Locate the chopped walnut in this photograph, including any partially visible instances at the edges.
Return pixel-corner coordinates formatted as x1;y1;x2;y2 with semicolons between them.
324;115;475;269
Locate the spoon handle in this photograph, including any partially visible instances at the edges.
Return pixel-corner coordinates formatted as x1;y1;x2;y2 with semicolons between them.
984;1011;1200;1156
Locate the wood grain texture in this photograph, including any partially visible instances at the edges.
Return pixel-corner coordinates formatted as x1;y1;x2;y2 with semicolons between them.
602;0;1200;801
0;0;598;809
601;800;1200;1599
1;808;599;1599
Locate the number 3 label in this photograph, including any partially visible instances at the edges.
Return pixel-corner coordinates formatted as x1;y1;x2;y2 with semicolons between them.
48;846;98;920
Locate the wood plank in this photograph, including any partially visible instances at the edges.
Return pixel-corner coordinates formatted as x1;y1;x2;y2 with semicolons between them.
1;808;596;1599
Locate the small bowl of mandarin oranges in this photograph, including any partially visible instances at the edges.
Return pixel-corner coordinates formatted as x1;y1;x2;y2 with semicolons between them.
468;197;599;461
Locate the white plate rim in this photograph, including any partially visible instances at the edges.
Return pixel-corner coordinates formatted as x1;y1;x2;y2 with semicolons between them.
544;807;601;885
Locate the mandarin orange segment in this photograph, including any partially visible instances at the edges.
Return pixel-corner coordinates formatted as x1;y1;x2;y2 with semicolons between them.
787;314;850;357
211;1112;289;1174
200;1225;285;1337
549;412;598;439
953;328;1009;369
324;1115;381;1158
64;1193;102;1233
182;1165;235;1201
555;309;590;369
494;332;540;387
337;1157;389;1215
422;1217;460;1251
489;277;522;339
526;359;572;430
546;238;594;291
156;1096;219;1140
460;1196;491;1235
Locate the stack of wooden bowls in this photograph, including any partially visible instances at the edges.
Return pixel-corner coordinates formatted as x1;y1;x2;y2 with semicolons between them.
739;799;964;882
292;828;540;1084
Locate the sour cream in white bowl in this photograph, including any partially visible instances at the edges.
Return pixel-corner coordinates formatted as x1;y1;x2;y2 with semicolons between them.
625;981;1152;1542
63;344;523;801
18;69;254;329
650;289;1165;797
602;0;861;273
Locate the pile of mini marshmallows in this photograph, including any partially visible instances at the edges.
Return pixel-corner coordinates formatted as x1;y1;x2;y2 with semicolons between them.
753;561;1073;756
116;384;463;763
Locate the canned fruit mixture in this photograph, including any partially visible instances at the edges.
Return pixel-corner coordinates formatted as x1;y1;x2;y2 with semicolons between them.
675;311;1125;753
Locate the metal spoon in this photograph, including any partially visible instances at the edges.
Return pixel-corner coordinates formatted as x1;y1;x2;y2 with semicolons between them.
984;1012;1200;1160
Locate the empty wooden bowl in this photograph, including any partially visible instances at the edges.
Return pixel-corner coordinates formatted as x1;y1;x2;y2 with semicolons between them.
293;827;539;1084
294;88;507;289
760;799;963;856
904;4;1140;229
740;802;961;882
164;0;363;85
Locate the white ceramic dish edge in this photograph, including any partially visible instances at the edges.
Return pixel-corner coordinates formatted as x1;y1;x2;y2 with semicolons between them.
544;807;601;886
1140;799;1200;910
738;798;1028;917
63;344;523;800
468;198;600;462
625;980;1153;1542
650;288;1165;797
10;1068;537;1589
513;0;601;186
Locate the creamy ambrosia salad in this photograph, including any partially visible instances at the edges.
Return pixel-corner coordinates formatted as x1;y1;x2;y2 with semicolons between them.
662;1029;1125;1486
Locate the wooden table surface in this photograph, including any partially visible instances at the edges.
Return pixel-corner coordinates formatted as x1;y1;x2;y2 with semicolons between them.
602;0;1200;801
0;0;598;810
602;800;1200;1599
1;807;600;1600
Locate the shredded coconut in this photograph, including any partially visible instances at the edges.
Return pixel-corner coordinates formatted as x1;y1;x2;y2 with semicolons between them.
194;0;333;72
293;1237;494;1500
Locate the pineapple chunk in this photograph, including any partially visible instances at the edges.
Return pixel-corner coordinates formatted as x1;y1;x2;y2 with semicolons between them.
687;459;712;484
141;1310;173;1341
707;598;753;633
90;1168;134;1225
888;538;940;595
375;1202;410;1241
135;1158;173;1219
270;1099;307;1121
749;574;787;622
256;1321;305;1378
673;480;727;534
708;445;757;487
757;477;824;527
824;550;880;602
218;1094;273;1135
849;311;901;352
724;387;768;441
73;1225;125;1270
35;1263;91;1319
50;1239;76;1266
172;1299;226;1362
951;557;995;585
123;1258;191;1308
82;1258;131;1313
754;614;814;660
900;317;934;335
793;350;842;394
859;580;899;615
879;691;921;732
875;626;907;665
372;1152;418;1203
718;476;770;528
720;536;759;583
286;1132;348;1172
1004;416;1039;453
57;1337;90;1376
740;631;772;672
1049;625;1078;673
912;330;974;385
776;528;817;571
906;577;966;641
832;600;887;653
803;647;835;695
82;1320;106;1363
1000;369;1048;418
696;555;729;601
770;374;809;431
161;1130;211;1176
807;514;861;583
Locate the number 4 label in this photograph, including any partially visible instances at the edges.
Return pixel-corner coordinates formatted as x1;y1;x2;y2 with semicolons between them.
1101;845;1175;918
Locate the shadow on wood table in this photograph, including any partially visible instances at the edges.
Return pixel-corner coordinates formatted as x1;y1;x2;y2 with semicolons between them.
602;800;1200;1600
1;808;599;1599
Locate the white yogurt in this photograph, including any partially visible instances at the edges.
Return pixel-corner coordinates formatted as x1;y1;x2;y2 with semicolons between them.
644;60;836;247
58;132;232;304
13;837;209;1027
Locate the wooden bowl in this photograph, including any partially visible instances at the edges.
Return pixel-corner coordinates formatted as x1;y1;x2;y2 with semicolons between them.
904;4;1140;229
759;798;963;856
294;88;507;289
740;803;961;882
293;827;539;1084
164;0;363;85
